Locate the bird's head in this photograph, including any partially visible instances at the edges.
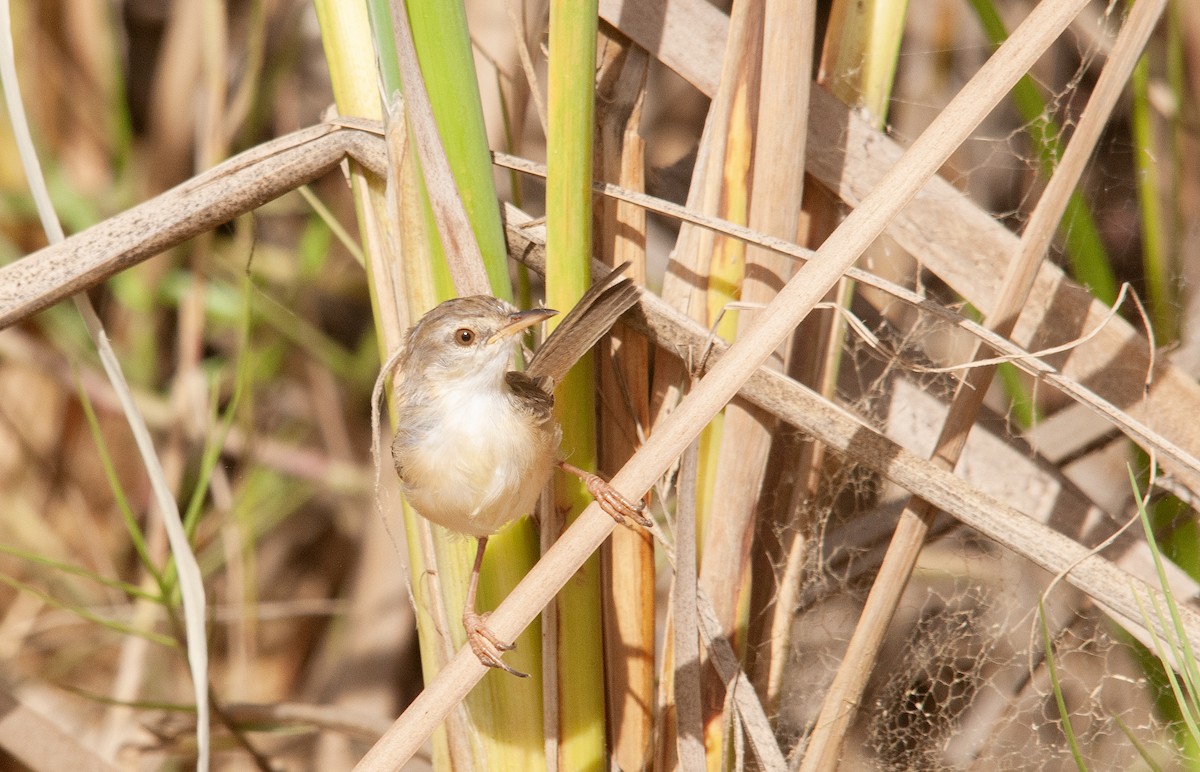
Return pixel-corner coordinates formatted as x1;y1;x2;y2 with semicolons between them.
401;296;557;386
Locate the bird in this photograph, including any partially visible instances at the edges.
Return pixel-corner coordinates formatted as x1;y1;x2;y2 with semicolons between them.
391;265;648;676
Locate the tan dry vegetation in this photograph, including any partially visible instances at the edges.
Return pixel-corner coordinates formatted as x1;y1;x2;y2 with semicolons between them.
0;0;1198;770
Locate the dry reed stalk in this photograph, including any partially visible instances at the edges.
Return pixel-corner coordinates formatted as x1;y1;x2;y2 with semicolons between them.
708;0;816;722
594;30;655;772
801;3;1169;765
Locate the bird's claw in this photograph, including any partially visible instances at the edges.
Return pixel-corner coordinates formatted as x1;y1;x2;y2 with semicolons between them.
581;472;651;529
463;610;527;678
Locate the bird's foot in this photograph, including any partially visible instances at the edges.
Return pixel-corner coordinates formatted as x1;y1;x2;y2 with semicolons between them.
561;462;651;529
463;610;527;678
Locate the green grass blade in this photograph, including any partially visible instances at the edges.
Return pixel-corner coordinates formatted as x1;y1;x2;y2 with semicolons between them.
1114;713;1165;772
403;0;512;294
1130;467;1200;756
545;0;607;766
0;571;176;647
1129;48;1173;343
1039;598;1088;769
297;185;366;266
74;375;161;589
0;543;161;603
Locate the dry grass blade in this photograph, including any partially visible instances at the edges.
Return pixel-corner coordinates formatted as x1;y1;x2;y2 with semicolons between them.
504;0;547;134
702;0;813;701
221;702;394;739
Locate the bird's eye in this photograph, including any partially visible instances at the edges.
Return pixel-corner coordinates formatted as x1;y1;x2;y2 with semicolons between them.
454;328;475;346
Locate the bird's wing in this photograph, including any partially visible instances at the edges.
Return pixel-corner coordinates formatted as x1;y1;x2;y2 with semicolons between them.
526;262;639;386
505;370;555;418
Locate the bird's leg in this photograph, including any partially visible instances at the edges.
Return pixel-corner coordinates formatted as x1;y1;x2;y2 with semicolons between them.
558;461;651;528
462;536;528;678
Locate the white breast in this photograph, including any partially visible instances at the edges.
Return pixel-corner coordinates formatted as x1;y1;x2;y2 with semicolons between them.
400;379;559;537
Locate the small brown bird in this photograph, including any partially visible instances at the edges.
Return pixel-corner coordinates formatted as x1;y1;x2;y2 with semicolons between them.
392;266;648;676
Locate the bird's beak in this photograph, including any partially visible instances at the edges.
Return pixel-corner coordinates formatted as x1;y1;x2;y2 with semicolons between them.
489;308;558;343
